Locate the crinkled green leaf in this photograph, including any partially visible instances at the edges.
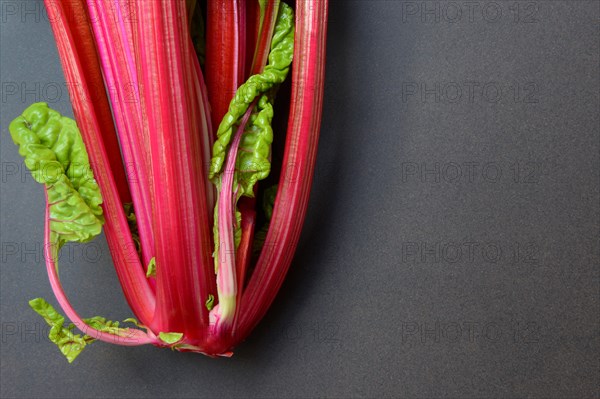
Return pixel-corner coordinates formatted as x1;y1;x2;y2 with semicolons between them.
29;298;91;363
82;316;125;337
209;2;294;190
9;103;104;243
123;317;146;329
210;4;293;271
83;317;138;339
158;332;184;345
235;93;275;197
146;257;156;278
29;298;137;362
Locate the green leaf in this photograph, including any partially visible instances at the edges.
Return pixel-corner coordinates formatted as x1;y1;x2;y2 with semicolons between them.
123;317;146;329
29;298;139;362
29;298;91;363
210;4;294;271
82;316;121;336
145;257;156;278
84;316;139;339
205;294;215;311
9;103;104;244
235;93;275;197
209;2;294;189
158;332;184;345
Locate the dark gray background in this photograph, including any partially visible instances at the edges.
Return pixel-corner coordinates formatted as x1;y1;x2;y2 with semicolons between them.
1;0;599;398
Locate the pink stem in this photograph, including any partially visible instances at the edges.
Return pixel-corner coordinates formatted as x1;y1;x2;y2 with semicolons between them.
210;100;257;337
237;0;329;340
86;0;157;270
190;39;216;213
232;204;256;336
250;1;280;75
135;0;213;339
44;0;156;328
43;0;131;204
232;0;281;315
43;191;156;346
205;0;246;137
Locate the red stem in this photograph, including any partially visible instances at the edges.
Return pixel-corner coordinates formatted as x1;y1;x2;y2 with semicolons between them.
232;203;256;335
190;39;217;214
237;0;329;340
135;0;213;340
245;0;260;77
44;0;156;327
86;0;157;270
44;0;130;204
205;0;246;135
233;0;281;308
249;1;280;75
43;191;156;346
210;100;257;338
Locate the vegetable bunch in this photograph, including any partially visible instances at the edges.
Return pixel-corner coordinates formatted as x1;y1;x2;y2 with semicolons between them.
8;0;327;361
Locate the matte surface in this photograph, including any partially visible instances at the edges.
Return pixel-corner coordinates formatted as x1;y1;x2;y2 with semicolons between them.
1;1;599;397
